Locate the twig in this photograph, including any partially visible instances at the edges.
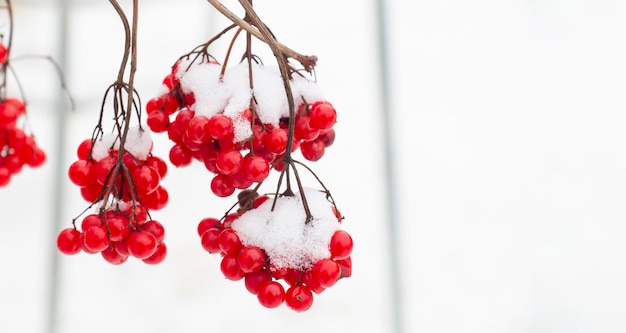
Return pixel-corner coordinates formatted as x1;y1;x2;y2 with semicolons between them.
206;0;317;72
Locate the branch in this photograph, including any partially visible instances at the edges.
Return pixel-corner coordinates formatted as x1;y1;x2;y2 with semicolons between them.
206;0;317;72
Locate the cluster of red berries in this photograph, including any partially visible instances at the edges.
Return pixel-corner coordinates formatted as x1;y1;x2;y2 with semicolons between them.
67;136;169;210
59;132;170;264
56;203;167;265
0;97;46;186
145;61;338;198
197;192;353;312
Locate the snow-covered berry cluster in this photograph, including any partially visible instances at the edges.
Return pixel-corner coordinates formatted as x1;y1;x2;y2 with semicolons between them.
67;127;168;210
146;60;337;197
59;127;170;264
197;188;352;312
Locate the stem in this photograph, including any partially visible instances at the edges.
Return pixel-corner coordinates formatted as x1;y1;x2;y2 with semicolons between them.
109;0;131;83
220;27;243;79
116;0;139;155
98;0;140;211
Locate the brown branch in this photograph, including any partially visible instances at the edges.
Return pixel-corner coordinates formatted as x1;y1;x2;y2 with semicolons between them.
206;0;317;72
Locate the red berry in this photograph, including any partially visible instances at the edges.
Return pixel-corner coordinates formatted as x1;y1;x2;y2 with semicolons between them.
101;246;128;265
237;246;267;274
257;281;285;308
0;167;11;186
113;239;130;257
218;228;242;255
161;93;180;115
147;110;169;133
141;220;165;243
206;114;234;141
283;268;303;286
25;146;46;167
197;217;220;236
162;73;178;89
0;43;9;64
127;231;158;259
220;213;239;229
76;139;92;160
336;256;352;278
0;100;20;126
143;243;167;264
300;139;325;161
309;102;337;130
106;215;130;242
301;269;326;294
220;254;245;281
263;128;288;154
57;228;82;255
244;269;271;295
230;171;254;190
311;259;341;288
68;160;95;187
242;155;269;182
140;185;169;210
169;144;193;167
79;183;102;203
185;115;211;144
215;149;243;176
4;154;23;174
318;129;335;147
82;225;110;252
132;165;161;195
285;285;314;312
329;230;353;260
146;155;168;178
200;228;222;254
210;174;235;197
146;97;163;113
294;116;320;142
94;155;117;185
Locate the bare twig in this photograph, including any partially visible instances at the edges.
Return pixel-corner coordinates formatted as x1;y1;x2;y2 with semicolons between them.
206;0;317;72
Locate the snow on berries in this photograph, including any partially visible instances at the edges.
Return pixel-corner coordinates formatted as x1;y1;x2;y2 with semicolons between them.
146;59;338;197
61;127;170;264
197;189;353;312
67;127;168;210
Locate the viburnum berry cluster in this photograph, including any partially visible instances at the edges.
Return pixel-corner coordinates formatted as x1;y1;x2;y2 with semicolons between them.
57;0;169;265
0;95;46;186
57;201;167;265
146;59;337;198
198;188;352;312
0;10;47;187
59;128;170;264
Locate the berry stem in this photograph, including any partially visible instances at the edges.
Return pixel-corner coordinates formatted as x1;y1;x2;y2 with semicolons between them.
220;27;243;79
95;0;142;212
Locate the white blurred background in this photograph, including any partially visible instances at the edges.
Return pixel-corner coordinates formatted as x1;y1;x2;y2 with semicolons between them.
2;0;626;332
